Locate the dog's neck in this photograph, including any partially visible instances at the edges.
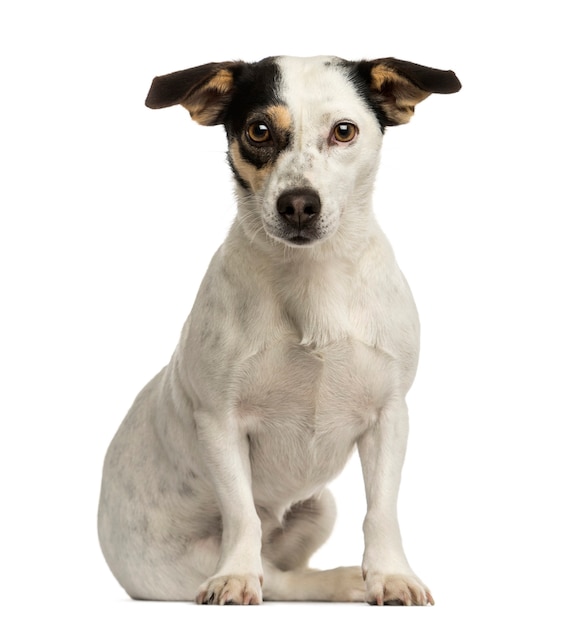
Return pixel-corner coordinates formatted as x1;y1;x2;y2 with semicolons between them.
226;191;392;349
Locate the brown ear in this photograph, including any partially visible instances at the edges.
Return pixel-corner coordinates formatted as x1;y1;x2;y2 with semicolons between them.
364;58;461;125
145;61;245;125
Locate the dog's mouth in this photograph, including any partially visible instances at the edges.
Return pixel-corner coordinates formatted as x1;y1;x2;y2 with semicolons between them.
288;235;313;246
268;225;330;248
264;223;321;247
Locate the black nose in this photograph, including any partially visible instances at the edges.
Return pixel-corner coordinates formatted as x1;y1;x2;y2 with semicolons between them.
276;188;321;228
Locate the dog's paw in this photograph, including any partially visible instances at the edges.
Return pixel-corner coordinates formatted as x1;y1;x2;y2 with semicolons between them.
364;572;434;606
324;566;366;602
195;573;263;605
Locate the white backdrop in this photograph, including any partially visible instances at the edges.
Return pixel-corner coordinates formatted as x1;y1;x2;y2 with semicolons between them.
2;1;572;624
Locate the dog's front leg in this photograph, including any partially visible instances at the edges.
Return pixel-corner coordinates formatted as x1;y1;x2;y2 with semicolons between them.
358;398;433;606
194;410;263;605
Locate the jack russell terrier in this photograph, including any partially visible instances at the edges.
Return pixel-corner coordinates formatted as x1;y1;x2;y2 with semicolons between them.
98;55;461;605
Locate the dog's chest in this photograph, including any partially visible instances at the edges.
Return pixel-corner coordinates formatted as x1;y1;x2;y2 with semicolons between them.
237;333;388;419
234;333;391;501
185;241;418;502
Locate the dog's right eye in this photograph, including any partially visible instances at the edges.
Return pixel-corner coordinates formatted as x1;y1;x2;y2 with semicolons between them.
247;122;272;144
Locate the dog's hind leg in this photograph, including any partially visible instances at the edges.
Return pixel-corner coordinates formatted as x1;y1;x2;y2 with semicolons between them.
263;563;365;602
261;490;365;602
262;490;337;571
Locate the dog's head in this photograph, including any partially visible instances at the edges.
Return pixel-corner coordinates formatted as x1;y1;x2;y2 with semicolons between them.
146;56;460;250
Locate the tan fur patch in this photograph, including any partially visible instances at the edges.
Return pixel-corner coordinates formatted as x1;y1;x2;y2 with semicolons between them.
229;140;273;193
204;69;234;94
370;65;429;125
370;66;396;92
266;105;292;134
185;101;215;125
183;69;235;125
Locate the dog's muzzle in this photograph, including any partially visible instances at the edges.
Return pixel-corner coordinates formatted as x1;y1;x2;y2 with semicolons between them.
275;188;322;245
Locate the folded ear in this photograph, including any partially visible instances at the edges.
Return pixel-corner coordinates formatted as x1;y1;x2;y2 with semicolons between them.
145;61;245;125
360;58;461;126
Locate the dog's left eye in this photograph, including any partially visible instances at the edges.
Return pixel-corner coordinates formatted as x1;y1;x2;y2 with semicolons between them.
247;122;272;144
332;122;358;143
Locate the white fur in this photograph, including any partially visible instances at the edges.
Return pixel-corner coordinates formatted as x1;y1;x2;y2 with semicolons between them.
98;56;433;606
258;57;382;249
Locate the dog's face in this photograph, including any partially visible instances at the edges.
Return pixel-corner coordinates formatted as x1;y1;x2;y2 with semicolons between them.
225;57;386;248
146;56;461;249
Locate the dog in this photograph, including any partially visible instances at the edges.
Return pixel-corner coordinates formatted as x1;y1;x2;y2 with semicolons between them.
98;55;461;606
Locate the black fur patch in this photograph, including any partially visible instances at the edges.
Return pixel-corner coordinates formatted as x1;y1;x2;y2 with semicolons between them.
223;58;282;138
226;153;250;190
345;60;390;132
222;58;293;183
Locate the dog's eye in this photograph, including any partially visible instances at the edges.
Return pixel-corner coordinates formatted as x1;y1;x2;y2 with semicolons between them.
247;122;272;144
332;122;357;143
